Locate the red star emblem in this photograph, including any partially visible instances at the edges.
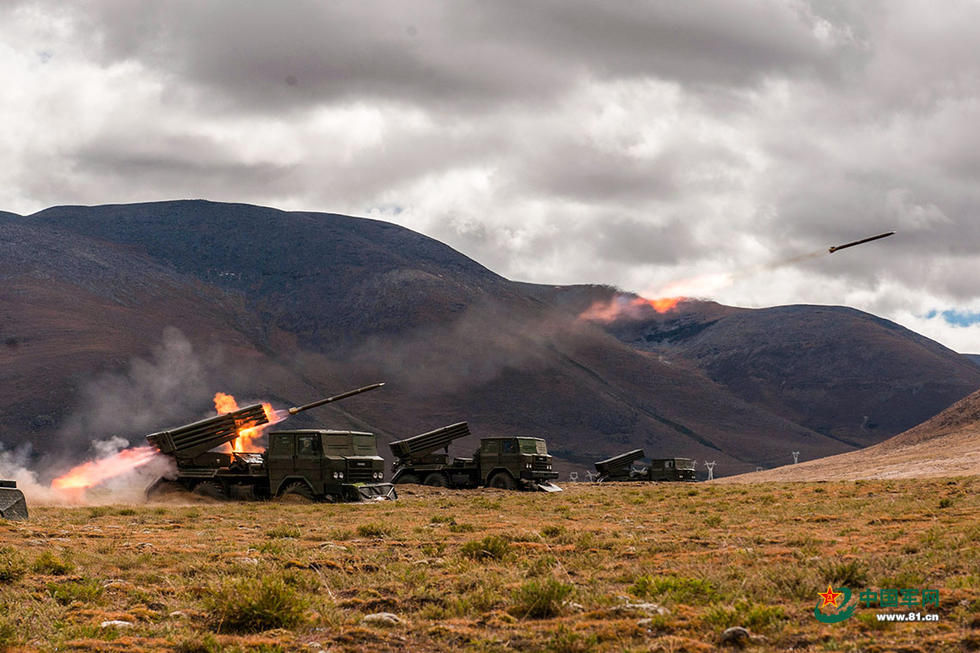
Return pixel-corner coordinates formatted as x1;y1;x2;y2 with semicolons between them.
818;584;844;609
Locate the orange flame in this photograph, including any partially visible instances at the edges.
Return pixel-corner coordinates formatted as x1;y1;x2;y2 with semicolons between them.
213;393;277;452
51;446;158;491
580;295;685;323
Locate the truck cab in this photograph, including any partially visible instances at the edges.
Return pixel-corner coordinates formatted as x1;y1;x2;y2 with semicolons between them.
477;437;559;489
632;457;697;482
266;429;394;501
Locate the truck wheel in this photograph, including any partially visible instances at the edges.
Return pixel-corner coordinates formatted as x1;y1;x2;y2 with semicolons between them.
278;482;314;503
488;472;516;490
192;481;225;500
145;478;184;500
423;473;448;487
397;474;420;485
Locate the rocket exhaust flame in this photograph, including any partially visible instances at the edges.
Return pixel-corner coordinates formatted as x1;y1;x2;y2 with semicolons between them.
213;393;284;452
580;248;830;324
48;391;285;495
50;446;158;491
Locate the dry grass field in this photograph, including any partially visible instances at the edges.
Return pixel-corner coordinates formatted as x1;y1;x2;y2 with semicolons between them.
1;480;978;652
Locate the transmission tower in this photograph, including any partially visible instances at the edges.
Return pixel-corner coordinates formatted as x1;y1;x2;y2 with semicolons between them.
705;461;716;481
792;451;800;464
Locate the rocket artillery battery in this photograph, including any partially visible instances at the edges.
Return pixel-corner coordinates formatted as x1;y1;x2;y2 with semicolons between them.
0;480;28;520
390;421;562;491
146;383;397;502
595;449;696;482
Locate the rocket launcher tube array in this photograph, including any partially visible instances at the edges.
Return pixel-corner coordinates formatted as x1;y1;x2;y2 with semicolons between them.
389;422;471;460
594;449;645;475
147;383;386;459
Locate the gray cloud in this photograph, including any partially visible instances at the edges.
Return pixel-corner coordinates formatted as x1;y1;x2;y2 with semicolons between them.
4;0;980;350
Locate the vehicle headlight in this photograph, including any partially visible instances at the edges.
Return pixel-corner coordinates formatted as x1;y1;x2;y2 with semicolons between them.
525;463;532;469
338;472;344;479
332;471;338;479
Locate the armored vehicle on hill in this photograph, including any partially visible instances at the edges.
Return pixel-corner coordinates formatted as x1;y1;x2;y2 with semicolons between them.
389;422;561;491
0;481;28;520
145;384;396;502
595;449;696;482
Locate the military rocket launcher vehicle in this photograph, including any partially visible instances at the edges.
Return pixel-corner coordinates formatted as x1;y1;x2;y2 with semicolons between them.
595;449;696;482
390;422;562;492
0;480;28;520
146;383;397;502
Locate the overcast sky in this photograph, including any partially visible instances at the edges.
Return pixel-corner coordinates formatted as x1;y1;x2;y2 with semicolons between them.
2;1;979;351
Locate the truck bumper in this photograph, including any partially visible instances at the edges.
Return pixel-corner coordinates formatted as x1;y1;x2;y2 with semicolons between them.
519;472;562;492
346;483;398;502
0;487;28;520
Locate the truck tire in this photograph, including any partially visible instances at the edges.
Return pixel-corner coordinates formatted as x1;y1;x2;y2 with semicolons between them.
487;472;516;490
145;478;184;500
396;474;420;485
192;481;225;500
278;482;314;503
423;473;448;487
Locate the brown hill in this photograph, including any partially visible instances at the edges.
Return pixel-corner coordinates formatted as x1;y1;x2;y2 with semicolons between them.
2;201;977;480
527;285;980;447
719;388;980;482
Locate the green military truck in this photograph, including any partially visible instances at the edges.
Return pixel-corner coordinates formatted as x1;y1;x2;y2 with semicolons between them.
145;384;396;502
389;422;562;492
0;480;28;520
595;449;697;482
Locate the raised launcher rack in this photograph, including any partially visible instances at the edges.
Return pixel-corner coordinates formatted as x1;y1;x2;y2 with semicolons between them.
0;480;28;521
594;448;646;482
146;404;268;465
389;422;471;465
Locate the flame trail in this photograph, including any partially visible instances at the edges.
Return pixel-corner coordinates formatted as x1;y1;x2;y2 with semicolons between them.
50;446;158;491
580;249;827;323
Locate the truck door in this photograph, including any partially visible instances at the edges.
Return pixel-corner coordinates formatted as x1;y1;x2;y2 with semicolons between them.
499;439;521;478
479;440;499;482
267;433;294;492
294;434;324;494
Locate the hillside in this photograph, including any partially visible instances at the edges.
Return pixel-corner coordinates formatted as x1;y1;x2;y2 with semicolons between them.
526;285;980;447
719;389;980;482
2;201;978;479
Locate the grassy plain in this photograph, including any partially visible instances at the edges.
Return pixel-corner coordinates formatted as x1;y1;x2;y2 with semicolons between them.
0;479;978;652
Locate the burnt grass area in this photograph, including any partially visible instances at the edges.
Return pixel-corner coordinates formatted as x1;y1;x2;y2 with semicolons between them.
0;481;978;652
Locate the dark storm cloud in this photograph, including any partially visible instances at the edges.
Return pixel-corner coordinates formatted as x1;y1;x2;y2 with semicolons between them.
59;0;848;113
4;0;980;349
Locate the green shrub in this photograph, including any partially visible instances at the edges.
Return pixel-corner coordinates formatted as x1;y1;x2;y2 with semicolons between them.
702;600;785;632
206;575;308;633
630;575;717;604
47;578;104;605
540;525;565;538
357;523;395;538
32;551;75;575
0;548;26;583
461;535;511;561
820;560;869;587
0;617;16;650
510;579;573;619
265;525;301;539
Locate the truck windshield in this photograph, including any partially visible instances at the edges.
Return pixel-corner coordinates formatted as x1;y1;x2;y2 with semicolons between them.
518;439;547;455
676;459;695;470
